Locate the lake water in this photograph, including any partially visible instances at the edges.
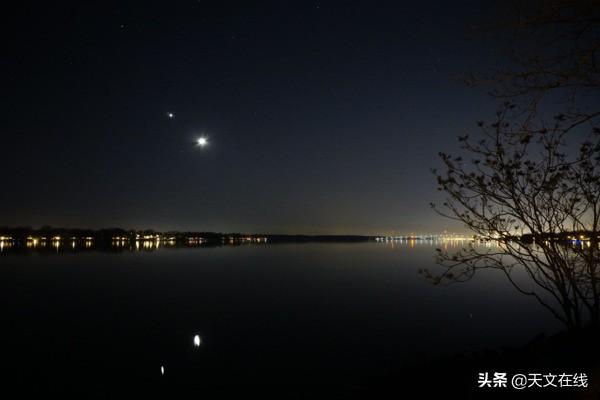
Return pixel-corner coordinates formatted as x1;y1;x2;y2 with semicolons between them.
0;241;561;395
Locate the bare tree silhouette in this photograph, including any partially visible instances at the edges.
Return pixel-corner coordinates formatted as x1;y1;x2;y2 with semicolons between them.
430;0;600;331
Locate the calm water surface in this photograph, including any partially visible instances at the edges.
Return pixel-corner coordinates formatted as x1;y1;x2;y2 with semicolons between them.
0;241;560;393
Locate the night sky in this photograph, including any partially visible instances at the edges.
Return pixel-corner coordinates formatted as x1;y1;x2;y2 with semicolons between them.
2;1;503;235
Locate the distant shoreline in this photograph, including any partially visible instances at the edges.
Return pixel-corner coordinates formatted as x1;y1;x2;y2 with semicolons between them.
0;226;380;250
0;226;592;255
0;227;477;253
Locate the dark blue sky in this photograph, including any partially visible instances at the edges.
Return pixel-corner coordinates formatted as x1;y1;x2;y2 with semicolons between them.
2;1;503;234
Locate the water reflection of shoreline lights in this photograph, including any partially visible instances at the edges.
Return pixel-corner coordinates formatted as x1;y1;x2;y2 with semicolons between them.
187;237;205;245
26;236;39;248
143;240;157;250
0;235;276;253
0;236;14;252
375;235;475;249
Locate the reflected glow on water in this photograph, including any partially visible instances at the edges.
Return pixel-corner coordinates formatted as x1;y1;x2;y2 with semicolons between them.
0;239;15;252
0;241;563;390
0;236;322;254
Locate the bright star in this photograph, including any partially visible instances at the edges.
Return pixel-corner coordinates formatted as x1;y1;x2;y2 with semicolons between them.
196;137;208;147
167;112;174;119
194;335;201;347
